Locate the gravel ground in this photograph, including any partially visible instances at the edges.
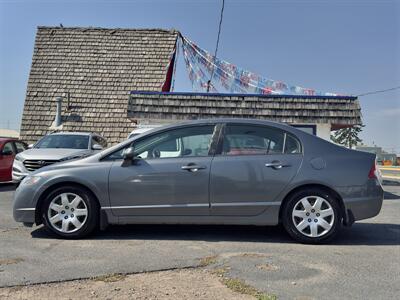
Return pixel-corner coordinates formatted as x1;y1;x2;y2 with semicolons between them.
0;268;256;300
0;183;399;299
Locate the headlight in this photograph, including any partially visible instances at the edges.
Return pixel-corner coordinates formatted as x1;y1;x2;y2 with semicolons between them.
15;154;23;162
22;176;42;186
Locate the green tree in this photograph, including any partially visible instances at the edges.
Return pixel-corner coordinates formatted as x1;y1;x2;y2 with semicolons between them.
331;125;364;148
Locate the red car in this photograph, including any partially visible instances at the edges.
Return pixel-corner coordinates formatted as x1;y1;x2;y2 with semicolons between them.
0;138;27;183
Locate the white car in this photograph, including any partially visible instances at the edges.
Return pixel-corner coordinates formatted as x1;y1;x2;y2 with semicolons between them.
12;132;107;182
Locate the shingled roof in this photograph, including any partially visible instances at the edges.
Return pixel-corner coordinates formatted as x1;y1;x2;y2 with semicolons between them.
128;91;362;129
20;26;178;144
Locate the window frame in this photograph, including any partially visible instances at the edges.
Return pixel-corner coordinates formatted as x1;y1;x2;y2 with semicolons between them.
101;123;222;161
215;123;303;157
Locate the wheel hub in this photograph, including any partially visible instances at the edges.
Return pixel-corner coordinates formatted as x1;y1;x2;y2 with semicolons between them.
47;192;88;233
292;196;335;238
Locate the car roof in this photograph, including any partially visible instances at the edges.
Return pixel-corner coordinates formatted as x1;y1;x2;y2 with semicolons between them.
0;137;18;142
48;132;94;136
149;118;297;132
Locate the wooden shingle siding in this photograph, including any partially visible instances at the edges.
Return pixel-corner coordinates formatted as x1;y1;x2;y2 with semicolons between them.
21;27;178;145
128;92;362;126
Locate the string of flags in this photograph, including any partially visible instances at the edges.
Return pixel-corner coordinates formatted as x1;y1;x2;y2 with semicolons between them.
181;35;339;96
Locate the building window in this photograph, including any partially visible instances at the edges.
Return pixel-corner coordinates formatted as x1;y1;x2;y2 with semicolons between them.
291;125;316;135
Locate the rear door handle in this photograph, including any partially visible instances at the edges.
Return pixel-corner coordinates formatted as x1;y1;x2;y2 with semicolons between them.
181;164;207;172
265;161;290;169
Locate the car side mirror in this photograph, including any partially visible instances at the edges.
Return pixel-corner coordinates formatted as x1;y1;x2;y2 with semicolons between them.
122;146;136;161
28;144;33;149
92;144;103;150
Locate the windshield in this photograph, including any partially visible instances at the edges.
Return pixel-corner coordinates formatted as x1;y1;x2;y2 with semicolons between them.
35;135;90;149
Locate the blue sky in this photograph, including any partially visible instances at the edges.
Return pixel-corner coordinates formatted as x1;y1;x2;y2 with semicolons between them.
0;0;399;152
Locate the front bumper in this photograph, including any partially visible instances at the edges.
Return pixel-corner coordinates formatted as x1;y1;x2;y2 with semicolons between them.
12;159;30;182
13;182;39;224
13;207;36;224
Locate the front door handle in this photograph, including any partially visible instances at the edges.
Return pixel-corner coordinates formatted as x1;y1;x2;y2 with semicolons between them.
181;164;207;172
265;161;290;169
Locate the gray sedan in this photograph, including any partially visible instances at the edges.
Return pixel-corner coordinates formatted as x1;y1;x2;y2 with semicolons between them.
13;119;383;243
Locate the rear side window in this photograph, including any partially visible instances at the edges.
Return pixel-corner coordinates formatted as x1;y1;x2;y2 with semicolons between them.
284;134;301;154
222;125;285;155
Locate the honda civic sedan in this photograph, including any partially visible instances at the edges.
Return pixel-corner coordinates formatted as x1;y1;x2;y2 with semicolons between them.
13;119;383;243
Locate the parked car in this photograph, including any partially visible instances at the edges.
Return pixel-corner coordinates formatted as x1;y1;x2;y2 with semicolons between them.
13;119;383;243
12;132;107;182
0;138;28;183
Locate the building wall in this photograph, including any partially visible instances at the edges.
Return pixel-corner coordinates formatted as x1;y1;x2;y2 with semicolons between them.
128;92;360;142
20;27;178;145
316;123;332;141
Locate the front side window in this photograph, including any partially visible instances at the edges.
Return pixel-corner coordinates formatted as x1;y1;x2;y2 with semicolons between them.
14;142;27;153
134;126;215;159
2;142;15;155
222;125;285;156
35;135;89;150
103;125;215;161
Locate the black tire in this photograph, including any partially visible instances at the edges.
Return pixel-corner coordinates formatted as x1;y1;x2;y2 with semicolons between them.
282;188;342;244
42;185;99;239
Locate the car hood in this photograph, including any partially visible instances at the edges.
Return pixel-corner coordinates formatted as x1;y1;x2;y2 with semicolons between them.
18;148;92;161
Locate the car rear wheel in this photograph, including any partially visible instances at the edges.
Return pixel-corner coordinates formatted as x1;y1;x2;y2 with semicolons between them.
42;185;99;238
282;188;342;244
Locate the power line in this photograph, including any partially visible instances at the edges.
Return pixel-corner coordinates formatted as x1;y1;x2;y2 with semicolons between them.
207;0;225;92
356;86;400;97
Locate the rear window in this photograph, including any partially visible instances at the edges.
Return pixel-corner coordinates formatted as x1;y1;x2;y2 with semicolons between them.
284;134;302;154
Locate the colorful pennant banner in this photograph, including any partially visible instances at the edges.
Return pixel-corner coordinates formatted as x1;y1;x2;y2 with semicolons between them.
181;36;339;96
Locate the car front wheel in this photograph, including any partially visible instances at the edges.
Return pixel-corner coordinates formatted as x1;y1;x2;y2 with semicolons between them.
42;185;99;238
282;188;342;244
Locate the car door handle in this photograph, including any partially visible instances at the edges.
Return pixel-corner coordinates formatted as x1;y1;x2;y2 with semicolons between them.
181;164;207;172
265;161;290;169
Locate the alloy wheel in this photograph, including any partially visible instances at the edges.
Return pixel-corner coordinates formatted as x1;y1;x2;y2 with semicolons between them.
47;192;88;233
291;196;335;238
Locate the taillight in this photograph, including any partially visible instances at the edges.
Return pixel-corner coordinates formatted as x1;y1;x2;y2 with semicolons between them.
368;161;381;180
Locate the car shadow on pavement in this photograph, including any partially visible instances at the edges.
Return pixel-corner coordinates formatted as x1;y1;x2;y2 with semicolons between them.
0;183;16;192
384;191;400;200
31;222;400;246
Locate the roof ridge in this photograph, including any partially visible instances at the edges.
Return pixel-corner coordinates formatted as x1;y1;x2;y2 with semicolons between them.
37;26;179;34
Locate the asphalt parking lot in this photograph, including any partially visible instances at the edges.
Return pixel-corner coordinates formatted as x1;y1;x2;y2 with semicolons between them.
1;183;399;299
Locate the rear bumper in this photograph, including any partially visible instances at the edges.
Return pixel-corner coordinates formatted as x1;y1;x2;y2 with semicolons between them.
338;179;384;221
344;194;383;221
